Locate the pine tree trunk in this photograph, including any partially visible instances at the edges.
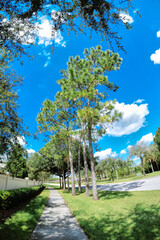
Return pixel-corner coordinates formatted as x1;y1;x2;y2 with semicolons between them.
59;176;61;189
106;171;108;179
88;124;98;201
78;141;81;193
68;136;76;196
155;161;159;171
111;171;114;182
67;176;70;191
81;122;90;197
150;160;154;172
116;169;119;180
141;157;145;175
63;171;66;190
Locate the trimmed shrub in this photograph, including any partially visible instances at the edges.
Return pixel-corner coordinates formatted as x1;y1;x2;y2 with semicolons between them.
0;185;45;210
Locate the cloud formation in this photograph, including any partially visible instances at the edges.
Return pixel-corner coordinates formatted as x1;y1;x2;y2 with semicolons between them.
119;12;134;24
134;99;144;104
150;30;160;64
120;149;127;155
27;149;36;155
17;136;26;147
137;133;154;145
150;48;160;64
106;101;149;137
36;17;66;47
94;148;117;161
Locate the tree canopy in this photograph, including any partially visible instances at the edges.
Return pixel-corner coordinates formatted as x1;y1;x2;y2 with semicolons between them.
0;0;137;57
0;51;24;155
154;127;160;152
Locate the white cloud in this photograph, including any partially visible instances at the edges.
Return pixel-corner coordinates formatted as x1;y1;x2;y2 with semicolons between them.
111;152;118;158
150;48;160;64
119;12;134;24
0;154;7;161
127;145;132;150
157;31;160;38
94;148;112;161
106;101;149;137
94;148;118;161
36;17;66;47
150;30;160;64
120;149;127;155
134;99;144;104
27;149;36;155
137;133;154;145
17;136;26;147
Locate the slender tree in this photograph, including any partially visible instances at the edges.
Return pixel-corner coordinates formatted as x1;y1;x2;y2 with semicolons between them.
37;94;77;196
58;45;122;200
144;144;160;172
6;142;28;178
129;142;147;175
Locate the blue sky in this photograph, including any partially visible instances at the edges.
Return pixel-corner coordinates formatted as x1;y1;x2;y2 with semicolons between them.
14;0;160;164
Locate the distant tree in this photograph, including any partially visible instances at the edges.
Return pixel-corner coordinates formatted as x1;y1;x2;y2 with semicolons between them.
154;127;160;152
40;134;71;190
37;95;77;196
104;157;118;181
129;142;148;175
27;152;43;180
6;142;28;178
144;144;160;172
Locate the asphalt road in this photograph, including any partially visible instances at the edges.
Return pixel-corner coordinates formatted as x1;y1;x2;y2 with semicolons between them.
96;176;160;191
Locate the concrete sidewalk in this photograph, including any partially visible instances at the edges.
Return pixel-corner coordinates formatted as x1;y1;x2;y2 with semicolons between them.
30;188;88;240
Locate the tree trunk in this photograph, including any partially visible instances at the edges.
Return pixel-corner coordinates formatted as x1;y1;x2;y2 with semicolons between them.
106;171;108;179
67;176;70;191
149;159;154;172
81;122;90;197
88;124;98;201
59;176;61;189
68;136;76;196
111;171;114;182
155;160;159;171
140;157;145;175
116;169;119;180
63;171;66;190
78;141;81;193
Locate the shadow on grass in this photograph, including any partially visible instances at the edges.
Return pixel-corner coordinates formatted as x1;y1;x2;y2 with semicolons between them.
0;190;48;240
61;188;132;200
76;204;160;240
98;190;132;200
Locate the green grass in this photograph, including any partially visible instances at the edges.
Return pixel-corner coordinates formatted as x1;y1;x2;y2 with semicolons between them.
59;188;160;240
0;188;49;240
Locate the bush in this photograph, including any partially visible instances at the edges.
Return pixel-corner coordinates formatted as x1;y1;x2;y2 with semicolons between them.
0;185;45;210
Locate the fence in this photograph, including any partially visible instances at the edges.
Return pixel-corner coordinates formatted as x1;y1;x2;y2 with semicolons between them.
0;174;42;191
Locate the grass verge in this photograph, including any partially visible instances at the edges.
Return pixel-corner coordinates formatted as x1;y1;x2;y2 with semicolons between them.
59;188;160;240
0;188;49;240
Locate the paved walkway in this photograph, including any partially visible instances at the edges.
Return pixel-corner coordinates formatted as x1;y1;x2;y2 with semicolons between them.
30;188;88;240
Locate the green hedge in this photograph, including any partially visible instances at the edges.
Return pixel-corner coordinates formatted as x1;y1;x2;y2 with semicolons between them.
0;185;45;210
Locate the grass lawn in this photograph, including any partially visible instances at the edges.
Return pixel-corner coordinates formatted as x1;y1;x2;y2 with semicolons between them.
59;188;160;240
0;188;49;240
